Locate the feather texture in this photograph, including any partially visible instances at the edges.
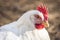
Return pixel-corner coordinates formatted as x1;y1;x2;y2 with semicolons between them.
0;10;50;40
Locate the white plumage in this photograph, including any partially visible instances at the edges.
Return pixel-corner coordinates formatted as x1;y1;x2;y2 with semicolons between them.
0;10;50;40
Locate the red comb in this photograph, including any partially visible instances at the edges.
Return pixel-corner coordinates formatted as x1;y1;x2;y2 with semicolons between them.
37;4;48;21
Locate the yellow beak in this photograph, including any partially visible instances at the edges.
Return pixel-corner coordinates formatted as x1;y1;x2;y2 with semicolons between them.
43;21;49;27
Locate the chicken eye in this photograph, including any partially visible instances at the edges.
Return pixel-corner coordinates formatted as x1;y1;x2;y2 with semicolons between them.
36;16;40;18
34;14;42;19
34;14;40;18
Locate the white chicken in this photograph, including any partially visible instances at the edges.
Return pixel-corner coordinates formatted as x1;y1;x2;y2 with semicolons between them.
0;4;50;40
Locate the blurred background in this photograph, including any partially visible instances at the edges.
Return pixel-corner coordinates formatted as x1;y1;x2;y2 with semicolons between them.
0;0;60;40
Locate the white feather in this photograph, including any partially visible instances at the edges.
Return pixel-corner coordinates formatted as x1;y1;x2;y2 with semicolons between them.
0;10;50;40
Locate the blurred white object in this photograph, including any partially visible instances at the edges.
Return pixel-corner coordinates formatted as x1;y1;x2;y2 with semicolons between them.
0;10;50;40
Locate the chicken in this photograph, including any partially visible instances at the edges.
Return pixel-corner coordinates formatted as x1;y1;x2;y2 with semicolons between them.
0;4;50;40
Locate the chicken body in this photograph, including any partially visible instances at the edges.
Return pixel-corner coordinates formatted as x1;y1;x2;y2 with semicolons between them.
0;23;50;40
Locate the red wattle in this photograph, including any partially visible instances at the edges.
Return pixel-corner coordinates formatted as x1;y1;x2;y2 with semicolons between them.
35;23;44;30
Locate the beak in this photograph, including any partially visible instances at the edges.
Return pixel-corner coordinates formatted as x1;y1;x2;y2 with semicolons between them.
43;21;49;27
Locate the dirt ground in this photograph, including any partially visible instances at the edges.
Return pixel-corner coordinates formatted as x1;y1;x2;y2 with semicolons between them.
0;0;60;40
